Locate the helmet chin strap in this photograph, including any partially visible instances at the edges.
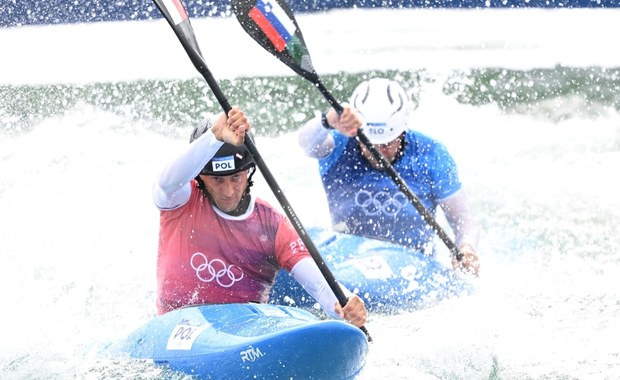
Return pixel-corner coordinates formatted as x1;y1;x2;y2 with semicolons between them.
393;133;407;163
196;166;257;217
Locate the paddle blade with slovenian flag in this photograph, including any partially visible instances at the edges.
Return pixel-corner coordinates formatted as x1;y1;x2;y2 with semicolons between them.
233;0;319;82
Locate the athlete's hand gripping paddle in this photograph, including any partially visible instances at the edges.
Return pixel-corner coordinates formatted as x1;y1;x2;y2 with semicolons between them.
232;0;464;261
151;0;372;341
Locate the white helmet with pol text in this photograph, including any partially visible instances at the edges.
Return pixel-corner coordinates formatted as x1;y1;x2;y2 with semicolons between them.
349;78;410;144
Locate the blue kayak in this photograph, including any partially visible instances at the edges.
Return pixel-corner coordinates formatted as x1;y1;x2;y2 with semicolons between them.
271;227;471;313
120;303;369;379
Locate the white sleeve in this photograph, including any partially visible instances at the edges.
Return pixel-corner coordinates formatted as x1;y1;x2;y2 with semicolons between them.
152;127;224;210
289;257;353;320
439;189;480;251
297;115;335;159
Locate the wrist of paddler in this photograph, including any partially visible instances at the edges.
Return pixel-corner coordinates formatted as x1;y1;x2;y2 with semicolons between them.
335;295;367;328
452;243;479;276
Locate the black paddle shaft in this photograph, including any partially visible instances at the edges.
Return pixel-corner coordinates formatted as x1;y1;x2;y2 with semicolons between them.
151;0;372;341
232;0;462;260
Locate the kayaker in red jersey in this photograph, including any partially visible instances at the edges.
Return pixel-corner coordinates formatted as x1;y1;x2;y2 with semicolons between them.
152;106;367;328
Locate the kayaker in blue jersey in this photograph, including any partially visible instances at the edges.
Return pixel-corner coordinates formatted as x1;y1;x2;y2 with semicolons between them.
153;106;367;327
298;78;480;274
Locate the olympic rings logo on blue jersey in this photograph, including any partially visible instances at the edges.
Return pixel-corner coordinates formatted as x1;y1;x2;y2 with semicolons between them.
190;252;244;288
354;189;408;217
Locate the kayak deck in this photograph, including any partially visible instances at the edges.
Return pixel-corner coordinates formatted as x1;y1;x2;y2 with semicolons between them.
121;303;369;379
271;227;472;313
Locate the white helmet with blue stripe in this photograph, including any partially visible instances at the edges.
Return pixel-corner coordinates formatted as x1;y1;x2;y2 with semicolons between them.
349;78;410;144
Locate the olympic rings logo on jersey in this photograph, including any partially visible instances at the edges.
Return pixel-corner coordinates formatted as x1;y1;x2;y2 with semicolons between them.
354;189;408;217
190;252;244;288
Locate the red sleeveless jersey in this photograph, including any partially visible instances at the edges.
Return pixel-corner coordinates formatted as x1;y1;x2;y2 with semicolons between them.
156;182;309;314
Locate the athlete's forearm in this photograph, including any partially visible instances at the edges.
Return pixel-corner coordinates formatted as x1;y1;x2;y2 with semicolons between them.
441;190;480;251
153;122;223;209
289;257;353;319
298;115;333;158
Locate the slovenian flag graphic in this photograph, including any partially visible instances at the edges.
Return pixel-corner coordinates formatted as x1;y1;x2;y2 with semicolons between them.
249;0;298;52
